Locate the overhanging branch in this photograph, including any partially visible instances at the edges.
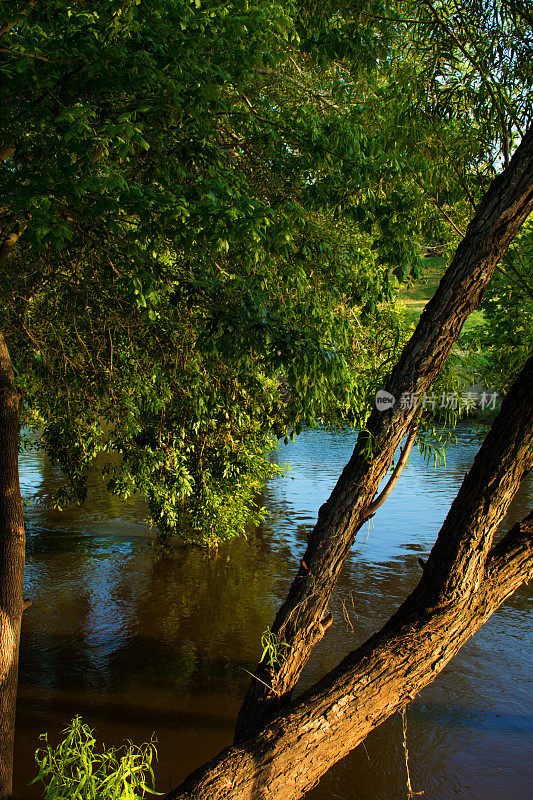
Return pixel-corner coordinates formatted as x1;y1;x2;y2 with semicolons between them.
235;121;533;741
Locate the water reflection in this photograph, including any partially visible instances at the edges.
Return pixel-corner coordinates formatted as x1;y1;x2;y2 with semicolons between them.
15;425;533;800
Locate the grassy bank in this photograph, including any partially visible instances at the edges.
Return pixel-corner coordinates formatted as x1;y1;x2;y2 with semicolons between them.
397;258;485;333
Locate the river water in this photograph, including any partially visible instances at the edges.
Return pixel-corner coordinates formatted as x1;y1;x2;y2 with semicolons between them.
14;425;533;799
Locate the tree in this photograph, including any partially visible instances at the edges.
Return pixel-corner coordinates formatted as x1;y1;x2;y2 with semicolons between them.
158;119;533;800
0;0;427;545
1;1;532;797
234;117;533;739
0;332;25;800
5;0;529;547
0;3;443;794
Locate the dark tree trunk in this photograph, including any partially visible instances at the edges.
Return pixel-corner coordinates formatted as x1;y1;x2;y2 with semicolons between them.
165;355;533;800
0;331;25;800
235;120;533;741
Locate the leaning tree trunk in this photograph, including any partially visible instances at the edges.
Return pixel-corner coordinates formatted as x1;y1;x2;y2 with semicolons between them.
235;120;533;741
165;354;533;800
0;331;25;800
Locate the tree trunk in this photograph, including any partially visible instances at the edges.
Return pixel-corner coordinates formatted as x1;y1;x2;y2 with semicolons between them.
235;120;533;740
0;330;25;800
165;354;533;800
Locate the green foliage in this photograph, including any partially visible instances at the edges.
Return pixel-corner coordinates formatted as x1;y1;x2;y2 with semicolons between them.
459;221;533;392
407;0;533;166
31;717;160;800
0;0;409;544
415;424;454;469
2;0;530;543
260;627;290;670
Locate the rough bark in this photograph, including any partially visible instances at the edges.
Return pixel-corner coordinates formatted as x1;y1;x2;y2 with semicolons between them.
167;524;533;800
235;121;533;740
166;355;533;800
0;330;25;800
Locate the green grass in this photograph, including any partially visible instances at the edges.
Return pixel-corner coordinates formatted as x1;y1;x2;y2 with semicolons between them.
397;257;485;334
399;257;445;303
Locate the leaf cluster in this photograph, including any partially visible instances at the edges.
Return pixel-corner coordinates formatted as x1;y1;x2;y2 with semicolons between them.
2;0;529;543
32;716;160;800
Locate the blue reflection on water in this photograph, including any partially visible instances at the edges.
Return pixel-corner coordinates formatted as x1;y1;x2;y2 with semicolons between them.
16;422;533;800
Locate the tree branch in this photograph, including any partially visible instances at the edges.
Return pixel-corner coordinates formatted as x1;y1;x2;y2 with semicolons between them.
235;121;533;741
252;67;342;110
412;174;466;238
420;354;533;602
165;498;533;800
169;359;533;795
0;46;52;62
363;423;418;520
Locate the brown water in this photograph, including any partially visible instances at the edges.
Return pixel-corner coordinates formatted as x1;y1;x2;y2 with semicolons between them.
14;426;533;800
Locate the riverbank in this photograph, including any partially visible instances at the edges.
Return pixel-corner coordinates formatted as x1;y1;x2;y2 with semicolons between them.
397;257;485;334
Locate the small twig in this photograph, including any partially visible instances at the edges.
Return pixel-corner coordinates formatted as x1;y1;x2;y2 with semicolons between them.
363;424;418;520
341;591;357;633
412;176;466;238
0;46;53;62
240;667;275;693
361;740;371;763
401;708;424;798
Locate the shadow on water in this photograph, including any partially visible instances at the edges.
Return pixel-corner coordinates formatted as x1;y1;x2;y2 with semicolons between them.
14;423;533;800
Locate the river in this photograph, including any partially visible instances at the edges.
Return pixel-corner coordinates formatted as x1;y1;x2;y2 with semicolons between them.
14;425;533;799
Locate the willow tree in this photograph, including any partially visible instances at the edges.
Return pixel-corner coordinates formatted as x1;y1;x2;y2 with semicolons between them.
3;0;523;542
0;0;427;546
161;118;533;800
163;0;533;795
0;1;457;795
232;0;533;753
1;1;533;798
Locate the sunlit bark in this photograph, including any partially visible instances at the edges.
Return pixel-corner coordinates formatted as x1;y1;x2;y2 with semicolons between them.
165;355;533;800
235;121;533;740
0;331;25;800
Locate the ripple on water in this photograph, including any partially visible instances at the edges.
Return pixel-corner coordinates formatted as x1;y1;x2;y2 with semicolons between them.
14;423;533;800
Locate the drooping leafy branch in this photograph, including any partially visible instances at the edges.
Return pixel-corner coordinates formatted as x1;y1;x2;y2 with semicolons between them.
1;0;530;543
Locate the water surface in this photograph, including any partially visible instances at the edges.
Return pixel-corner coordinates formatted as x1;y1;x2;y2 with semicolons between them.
15;425;533;799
